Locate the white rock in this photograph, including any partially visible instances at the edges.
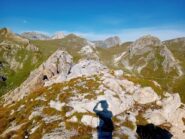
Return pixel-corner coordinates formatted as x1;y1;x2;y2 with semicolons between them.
30;124;40;134
29;111;42;120
49;100;65;111
81;115;99;128
144;110;166;125
114;70;123;77
79;45;94;54
133;87;159;104
67;60;108;80
68;116;78;123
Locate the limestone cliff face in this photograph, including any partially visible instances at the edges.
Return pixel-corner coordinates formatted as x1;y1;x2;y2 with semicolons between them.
2;50;73;105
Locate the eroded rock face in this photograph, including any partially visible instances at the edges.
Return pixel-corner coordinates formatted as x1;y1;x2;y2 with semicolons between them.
2;50;73;105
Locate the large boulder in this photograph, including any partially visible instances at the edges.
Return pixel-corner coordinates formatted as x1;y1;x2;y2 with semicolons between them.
133;87;159;104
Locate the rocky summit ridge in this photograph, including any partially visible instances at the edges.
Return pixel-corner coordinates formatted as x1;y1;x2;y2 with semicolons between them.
1;28;185;139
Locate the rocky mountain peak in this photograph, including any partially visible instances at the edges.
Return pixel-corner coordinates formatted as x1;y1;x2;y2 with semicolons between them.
131;35;161;49
52;32;65;39
94;36;121;48
104;36;121;47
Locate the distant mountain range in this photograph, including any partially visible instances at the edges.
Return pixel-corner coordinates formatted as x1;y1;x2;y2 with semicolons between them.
21;31;65;40
20;31;121;48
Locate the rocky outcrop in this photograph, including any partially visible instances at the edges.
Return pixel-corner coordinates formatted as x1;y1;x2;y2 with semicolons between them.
2;50;73;105
133;87;159;104
45;59;107;86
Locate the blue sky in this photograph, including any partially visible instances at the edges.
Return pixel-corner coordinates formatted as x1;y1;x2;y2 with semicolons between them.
0;0;185;41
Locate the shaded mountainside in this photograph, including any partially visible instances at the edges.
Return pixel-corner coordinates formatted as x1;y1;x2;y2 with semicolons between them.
1;28;185;138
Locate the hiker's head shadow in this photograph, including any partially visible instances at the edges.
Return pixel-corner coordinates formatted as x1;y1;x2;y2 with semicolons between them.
100;100;108;110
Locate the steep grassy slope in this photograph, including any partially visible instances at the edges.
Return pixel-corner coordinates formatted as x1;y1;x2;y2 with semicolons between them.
164;38;185;101
97;42;131;69
0;28;44;96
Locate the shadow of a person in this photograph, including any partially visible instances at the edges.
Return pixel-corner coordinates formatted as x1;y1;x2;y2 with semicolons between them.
93;100;114;139
137;124;173;139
